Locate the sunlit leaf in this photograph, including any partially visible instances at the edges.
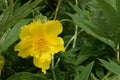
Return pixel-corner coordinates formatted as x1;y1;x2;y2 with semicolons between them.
99;59;120;74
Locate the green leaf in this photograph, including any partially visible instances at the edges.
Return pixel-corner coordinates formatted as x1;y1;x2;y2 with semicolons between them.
0;19;31;52
74;62;94;80
90;73;99;80
0;0;42;34
97;0;118;25
116;0;120;13
69;13;115;49
108;74;120;80
97;0;120;42
0;3;14;34
68;2;117;49
95;66;104;79
55;68;65;80
7;72;47;80
99;59;120;74
75;42;104;65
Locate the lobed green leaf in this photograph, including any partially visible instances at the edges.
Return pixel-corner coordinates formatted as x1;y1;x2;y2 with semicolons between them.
99;59;120;74
74;62;94;80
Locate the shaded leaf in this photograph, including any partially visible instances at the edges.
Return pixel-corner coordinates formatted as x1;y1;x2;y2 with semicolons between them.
97;0;118;25
97;0;120;42
7;72;47;80
74;62;94;80
90;73;99;80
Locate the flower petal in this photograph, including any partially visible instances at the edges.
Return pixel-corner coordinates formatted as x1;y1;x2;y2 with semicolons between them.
29;21;46;35
17;51;30;58
15;37;32;58
33;54;51;74
20;25;31;39
45;20;63;36
15;43;30;58
49;37;65;54
29;47;40;58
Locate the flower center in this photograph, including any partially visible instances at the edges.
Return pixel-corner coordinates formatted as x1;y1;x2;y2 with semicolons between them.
33;35;49;52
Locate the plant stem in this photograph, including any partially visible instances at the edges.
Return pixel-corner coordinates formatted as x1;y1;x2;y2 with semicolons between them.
51;0;62;79
65;29;83;50
75;0;78;5
54;0;62;20
60;19;73;23
66;36;75;50
73;25;78;48
55;58;60;68
52;69;56;80
5;0;8;8
51;55;57;80
54;29;83;69
72;0;78;48
116;43;120;64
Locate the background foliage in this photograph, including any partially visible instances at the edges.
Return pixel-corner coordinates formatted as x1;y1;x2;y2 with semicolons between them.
0;0;120;80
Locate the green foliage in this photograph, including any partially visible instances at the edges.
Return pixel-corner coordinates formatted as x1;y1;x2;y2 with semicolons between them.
0;0;42;35
7;72;47;80
68;0;120;51
0;0;120;80
90;73;99;80
109;74;120;80
99;59;120;74
97;0;120;43
99;59;120;80
74;62;94;80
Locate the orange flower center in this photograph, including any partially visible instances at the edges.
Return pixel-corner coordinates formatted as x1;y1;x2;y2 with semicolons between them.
33;35;49;52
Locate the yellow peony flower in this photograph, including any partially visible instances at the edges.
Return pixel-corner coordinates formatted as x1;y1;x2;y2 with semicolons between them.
0;55;5;75
15;20;65;74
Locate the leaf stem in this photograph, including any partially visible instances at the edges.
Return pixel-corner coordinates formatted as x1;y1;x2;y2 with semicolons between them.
5;0;8;8
51;69;56;80
116;43;120;64
65;36;75;50
51;55;57;80
54;29;83;69
75;0;78;5
65;29;83;50
60;19;73;23
72;0;78;48
54;0;62;20
73;25;78;48
51;0;62;79
55;58;60;68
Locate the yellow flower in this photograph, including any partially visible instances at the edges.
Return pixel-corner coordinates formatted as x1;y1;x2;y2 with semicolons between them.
15;20;65;74
0;55;5;75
